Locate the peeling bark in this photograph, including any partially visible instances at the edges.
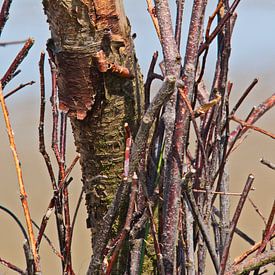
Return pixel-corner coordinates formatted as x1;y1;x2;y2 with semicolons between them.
43;1;144;273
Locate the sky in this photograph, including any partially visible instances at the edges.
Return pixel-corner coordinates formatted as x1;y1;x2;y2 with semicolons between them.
0;1;274;274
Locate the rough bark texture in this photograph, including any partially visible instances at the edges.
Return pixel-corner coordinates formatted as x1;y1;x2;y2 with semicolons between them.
43;0;144;273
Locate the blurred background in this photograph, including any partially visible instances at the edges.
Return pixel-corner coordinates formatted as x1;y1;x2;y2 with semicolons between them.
0;0;274;274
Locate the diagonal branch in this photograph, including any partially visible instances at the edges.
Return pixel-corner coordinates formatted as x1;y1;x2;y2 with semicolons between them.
0;82;40;272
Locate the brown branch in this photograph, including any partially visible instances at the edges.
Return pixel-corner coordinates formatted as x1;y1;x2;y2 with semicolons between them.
230;78;258;116
0;256;25;274
1;38;34;88
32;219;64;261
257;200;275;255
36;198;55;250
144;51;164;110
230;115;275;140
219;174;254;275
233;233;275;265
38;52;58;191
198;0;242;55
260;158;275;170
175;0;185;49
4;80;35;99
0;0;12;36
248;197;267;225
0;82;40;272
226;250;275;275
229;94;275;143
197;0;223;84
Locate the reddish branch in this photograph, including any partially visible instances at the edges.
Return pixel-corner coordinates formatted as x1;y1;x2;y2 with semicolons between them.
229;94;275;143
4;80;35;99
230;115;275;140
156;0;207;272
0;83;40;272
105;174;138;274
0;257;25;274
1;38;34;88
198;0;242;55
39;52;58;190
175;0;185;49
230;78;258;116
144;51;164;110
257;201;275;255
0;0;12;35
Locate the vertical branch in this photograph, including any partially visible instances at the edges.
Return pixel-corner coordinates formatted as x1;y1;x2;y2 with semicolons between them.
175;0;185;49
156;0;208;272
48;58;66;270
0;83;40;272
219;174;255;275
39;51;58;191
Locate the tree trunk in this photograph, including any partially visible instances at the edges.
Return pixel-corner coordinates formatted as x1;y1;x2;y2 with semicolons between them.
43;1;144;273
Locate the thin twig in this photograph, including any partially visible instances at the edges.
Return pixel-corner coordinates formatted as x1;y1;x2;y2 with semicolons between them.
175;0;185;49
4;81;35;99
193;189;254;196
219;174;255;275
146;0;161;39
229;94;275;143
144;51;164;110
257;200;275;255
197;0;223;84
0;82;40;272
248;197;267;225
39;52;58;191
183;175;220;273
0;39;28;46
233;232;275;265
230;78;258;116
58;155;80;190
198;0;242;55
0;257;25;274
260;158;275;170
105;173;138;274
32;219;64;261
230;115;275;139
0;0;12;36
70;188;84;244
1;38;34;88
212;206;255;246
0;205;28;240
36;198;55;249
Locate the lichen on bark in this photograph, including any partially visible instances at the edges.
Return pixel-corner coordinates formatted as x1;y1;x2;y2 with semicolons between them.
43;0;144;272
